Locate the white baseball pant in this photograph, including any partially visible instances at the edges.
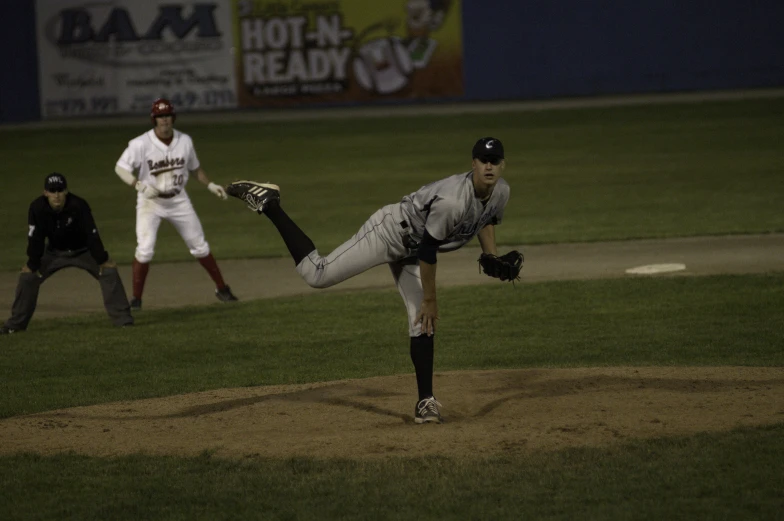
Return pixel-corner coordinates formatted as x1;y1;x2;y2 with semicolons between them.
135;196;210;263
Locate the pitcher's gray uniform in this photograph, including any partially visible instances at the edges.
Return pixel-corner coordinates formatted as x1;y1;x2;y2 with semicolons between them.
225;136;510;424
296;172;509;336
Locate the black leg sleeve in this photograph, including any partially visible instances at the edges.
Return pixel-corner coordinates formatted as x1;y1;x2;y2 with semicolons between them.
410;334;435;400
263;202;316;266
4;272;43;331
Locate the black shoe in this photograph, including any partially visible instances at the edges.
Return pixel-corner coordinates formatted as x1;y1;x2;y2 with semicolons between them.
0;326;22;334
414;396;443;424
215;286;239;302
130;298;142;310
225;181;280;214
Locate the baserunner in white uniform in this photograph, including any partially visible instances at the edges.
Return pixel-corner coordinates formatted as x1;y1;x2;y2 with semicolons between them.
226;137;512;424
114;98;238;309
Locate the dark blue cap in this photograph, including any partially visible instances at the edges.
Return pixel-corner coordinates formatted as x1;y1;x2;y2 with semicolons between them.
44;172;68;192
472;137;504;160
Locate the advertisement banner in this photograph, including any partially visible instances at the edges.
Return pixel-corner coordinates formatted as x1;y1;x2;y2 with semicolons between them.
35;0;238;118
234;0;463;107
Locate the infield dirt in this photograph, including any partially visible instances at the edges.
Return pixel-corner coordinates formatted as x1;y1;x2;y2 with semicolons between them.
1;367;783;459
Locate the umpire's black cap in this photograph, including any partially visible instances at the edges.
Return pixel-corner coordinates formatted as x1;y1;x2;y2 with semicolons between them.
44;172;67;192
472;137;504;160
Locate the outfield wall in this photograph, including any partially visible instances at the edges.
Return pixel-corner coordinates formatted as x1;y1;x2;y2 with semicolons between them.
1;1;783;123
461;1;784;101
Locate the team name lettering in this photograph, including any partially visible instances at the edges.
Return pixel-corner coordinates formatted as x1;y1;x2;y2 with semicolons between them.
147;157;186;174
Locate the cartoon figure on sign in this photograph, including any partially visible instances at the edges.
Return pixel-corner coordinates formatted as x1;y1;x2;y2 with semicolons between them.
352;34;414;95
406;0;451;68
352;1;452;95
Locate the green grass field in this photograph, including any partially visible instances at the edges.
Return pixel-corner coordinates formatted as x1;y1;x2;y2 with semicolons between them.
0;97;782;270
2;274;782;418
1;97;783;520
2;425;782;521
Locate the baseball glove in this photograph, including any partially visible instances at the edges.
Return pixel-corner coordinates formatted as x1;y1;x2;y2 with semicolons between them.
478;250;524;282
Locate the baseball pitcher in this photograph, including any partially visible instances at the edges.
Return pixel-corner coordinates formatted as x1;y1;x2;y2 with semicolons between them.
224;137;523;424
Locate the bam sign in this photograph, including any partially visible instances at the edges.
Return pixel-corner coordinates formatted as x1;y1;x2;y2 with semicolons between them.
44;3;225;66
36;0;238;118
58;5;220;43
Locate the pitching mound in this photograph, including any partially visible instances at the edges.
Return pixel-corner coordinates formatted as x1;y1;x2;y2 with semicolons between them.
2;367;782;460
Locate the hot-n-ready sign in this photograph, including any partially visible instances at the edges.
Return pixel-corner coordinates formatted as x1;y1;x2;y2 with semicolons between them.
234;0;464;107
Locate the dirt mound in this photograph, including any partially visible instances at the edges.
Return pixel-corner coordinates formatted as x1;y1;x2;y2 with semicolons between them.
2;367;782;459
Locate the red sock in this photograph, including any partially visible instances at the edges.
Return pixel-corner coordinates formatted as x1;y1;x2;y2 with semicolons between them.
198;253;226;289
132;258;150;299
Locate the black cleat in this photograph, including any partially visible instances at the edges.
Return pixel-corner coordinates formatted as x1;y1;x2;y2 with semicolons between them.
130;298;142;311
225;181;280;214
414;396;443;424
0;326;23;334
215;285;239;302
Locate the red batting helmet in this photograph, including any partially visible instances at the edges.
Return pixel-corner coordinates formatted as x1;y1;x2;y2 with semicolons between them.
150;98;176;126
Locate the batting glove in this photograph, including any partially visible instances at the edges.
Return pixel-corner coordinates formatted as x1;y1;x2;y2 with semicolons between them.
135;181;160;199
208;182;228;200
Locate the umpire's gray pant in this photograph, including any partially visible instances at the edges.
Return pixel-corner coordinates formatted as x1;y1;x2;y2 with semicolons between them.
3;249;134;331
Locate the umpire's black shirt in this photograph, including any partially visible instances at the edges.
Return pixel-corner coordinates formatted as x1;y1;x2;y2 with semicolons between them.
26;193;109;272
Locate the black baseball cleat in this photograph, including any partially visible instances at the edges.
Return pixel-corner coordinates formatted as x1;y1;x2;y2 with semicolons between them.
225;181;280;214
129;297;142;311
0;326;23;334
414;396;443;424
215;285;239;302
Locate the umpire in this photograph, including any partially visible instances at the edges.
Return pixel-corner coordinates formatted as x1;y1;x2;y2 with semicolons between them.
0;173;134;333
